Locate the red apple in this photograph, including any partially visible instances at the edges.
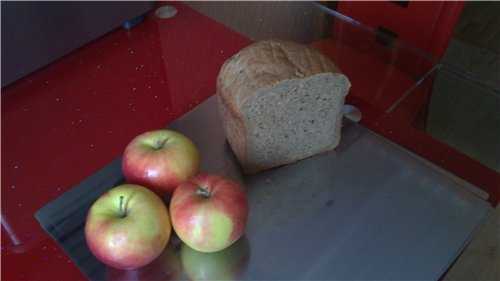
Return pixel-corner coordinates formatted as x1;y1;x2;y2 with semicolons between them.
122;129;200;197
85;184;171;270
169;174;249;253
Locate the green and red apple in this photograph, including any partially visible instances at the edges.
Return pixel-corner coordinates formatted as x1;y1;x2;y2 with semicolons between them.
122;129;200;197
85;184;171;270
169;174;249;253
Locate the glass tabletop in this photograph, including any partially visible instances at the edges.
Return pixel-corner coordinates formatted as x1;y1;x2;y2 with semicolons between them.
36;95;492;280
35;2;494;280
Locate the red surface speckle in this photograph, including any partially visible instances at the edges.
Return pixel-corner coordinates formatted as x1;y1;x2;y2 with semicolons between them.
1;2;251;280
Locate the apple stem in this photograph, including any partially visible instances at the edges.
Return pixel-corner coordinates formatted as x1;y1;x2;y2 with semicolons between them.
119;195;126;218
196;187;211;198
155;138;167;150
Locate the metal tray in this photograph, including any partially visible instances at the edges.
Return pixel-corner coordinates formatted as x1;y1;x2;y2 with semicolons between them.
36;95;492;280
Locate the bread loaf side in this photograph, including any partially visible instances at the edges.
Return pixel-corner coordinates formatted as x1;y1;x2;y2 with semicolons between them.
217;40;350;173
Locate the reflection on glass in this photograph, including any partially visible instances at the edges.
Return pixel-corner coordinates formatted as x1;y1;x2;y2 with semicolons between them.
180;236;250;281
107;243;182;281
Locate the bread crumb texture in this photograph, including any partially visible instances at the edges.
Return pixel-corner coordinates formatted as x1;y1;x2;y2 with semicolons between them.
217;39;351;173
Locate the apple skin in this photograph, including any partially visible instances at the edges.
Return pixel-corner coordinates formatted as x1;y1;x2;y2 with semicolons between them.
170;174;249;253
122;129;200;197
85;184;171;270
181;236;250;281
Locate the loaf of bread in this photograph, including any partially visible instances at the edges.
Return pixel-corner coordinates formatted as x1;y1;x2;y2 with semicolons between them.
216;40;351;174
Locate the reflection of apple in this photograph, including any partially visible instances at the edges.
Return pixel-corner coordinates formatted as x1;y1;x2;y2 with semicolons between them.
122;129;200;197
107;243;182;281
170;174;249;253
181;236;250;281
85;184;171;270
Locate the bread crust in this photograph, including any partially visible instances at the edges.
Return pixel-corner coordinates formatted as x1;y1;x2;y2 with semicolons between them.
217;40;342;117
217;39;350;173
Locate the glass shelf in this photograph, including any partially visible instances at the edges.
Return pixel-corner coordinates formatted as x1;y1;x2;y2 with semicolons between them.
389;64;499;173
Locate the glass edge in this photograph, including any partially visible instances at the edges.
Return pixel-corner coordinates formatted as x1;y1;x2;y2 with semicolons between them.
438;63;500;94
387;63;500;114
312;2;442;64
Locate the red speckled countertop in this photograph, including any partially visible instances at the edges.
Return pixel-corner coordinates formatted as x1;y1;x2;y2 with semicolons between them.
2;2;497;280
2;2;250;279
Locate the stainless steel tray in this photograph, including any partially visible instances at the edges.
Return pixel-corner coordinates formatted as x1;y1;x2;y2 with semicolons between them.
36;95;492;280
